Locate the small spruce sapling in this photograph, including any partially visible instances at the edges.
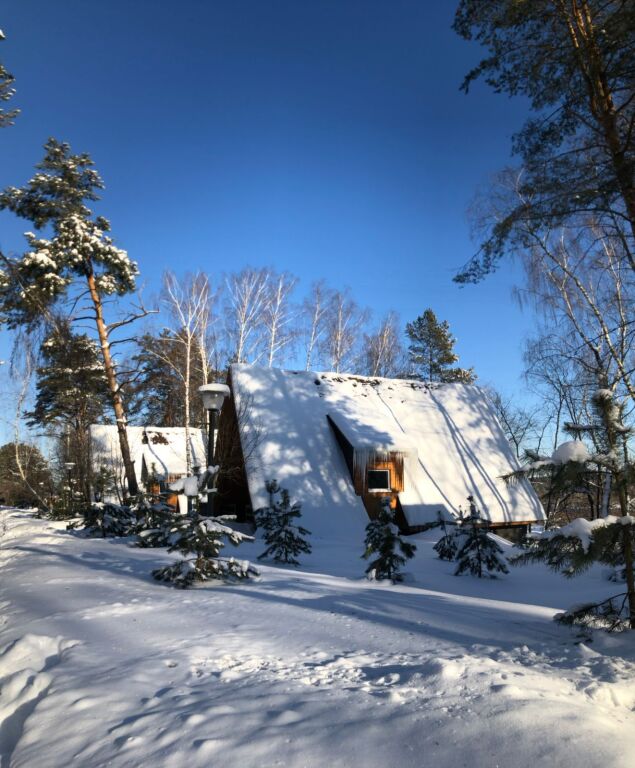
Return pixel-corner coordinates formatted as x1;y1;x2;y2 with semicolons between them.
363;497;416;582
69;493;180;544
256;479;312;565
70;501;138;538
132;496;181;548
153;466;258;588
153;516;257;588
454;496;508;578
433;511;463;561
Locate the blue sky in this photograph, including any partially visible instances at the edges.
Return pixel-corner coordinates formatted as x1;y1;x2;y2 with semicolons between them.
0;1;536;395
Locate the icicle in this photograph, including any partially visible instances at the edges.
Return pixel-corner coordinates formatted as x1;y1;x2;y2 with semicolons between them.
352;450;406;494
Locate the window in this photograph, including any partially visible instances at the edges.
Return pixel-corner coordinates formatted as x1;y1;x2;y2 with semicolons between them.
367;469;391;491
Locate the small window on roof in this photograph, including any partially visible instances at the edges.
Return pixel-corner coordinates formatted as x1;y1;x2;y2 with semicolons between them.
367;469;391;491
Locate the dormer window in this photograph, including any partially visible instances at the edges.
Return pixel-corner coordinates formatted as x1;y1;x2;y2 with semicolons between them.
367;468;391;492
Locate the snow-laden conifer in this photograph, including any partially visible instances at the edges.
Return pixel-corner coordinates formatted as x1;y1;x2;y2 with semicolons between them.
0;29;18;127
406;308;475;383
133;497;181;548
72;502;138;538
152;467;257;588
508;386;635;629
0;139;142;497
152;515;257;588
255;479;312;565
514;515;635;631
454;497;508;578
363;497;416;582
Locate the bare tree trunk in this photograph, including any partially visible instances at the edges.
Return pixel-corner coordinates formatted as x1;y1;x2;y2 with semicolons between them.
303;281;329;371
264;272;297;368
9;339;48;509
225;268;270;364
184;339;192;474
158;271;219;473
86;271;138;497
324;290;368;374
365;312;402;378
600;470;611;518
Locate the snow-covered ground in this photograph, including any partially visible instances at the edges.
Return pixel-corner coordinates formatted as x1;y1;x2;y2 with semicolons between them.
1;509;634;768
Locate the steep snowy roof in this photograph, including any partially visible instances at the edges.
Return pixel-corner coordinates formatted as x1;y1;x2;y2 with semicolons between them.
230;365;545;538
89;425;206;484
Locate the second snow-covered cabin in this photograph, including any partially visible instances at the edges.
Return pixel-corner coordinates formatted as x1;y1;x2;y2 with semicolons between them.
89;425;206;502
217;365;545;539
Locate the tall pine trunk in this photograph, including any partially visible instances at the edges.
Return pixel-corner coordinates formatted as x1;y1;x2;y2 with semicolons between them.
564;1;635;250
615;480;635;629
597;383;635;628
86;270;139;498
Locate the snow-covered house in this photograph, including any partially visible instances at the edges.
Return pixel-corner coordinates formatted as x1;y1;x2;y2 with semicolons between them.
218;365;545;539
89;425;206;501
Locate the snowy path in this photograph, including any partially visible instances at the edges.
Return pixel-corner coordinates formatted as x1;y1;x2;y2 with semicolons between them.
0;511;634;767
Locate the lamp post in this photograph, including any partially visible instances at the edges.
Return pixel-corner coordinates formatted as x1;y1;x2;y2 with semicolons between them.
198;383;230;516
64;461;75;516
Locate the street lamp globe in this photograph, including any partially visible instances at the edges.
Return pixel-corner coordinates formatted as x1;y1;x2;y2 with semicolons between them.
198;384;230;412
198;383;230;517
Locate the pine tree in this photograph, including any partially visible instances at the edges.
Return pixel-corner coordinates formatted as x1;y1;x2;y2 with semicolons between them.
362;497;416;582
405;309;475;383
514;516;635;631
0;139;142;496
73;501;138;537
510;386;635;629
131;330;208;428
454;497;509;578
255;479;312;565
453;1;635;282
433;513;463;561
0;29;19;128
132;496;185;548
153;516;257;588
153;467;257;587
69;493;181;543
27;323;109;427
25;321;110;501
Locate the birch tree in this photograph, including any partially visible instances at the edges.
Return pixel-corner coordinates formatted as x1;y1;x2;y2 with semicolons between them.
499;214;635;524
262;271;297;368
1;333;52;509
485;387;546;461
519;221;635;410
322;289;368;373
224;268;270;364
363;311;403;378
302;280;331;371
150;271;214;473
301;280;332;371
